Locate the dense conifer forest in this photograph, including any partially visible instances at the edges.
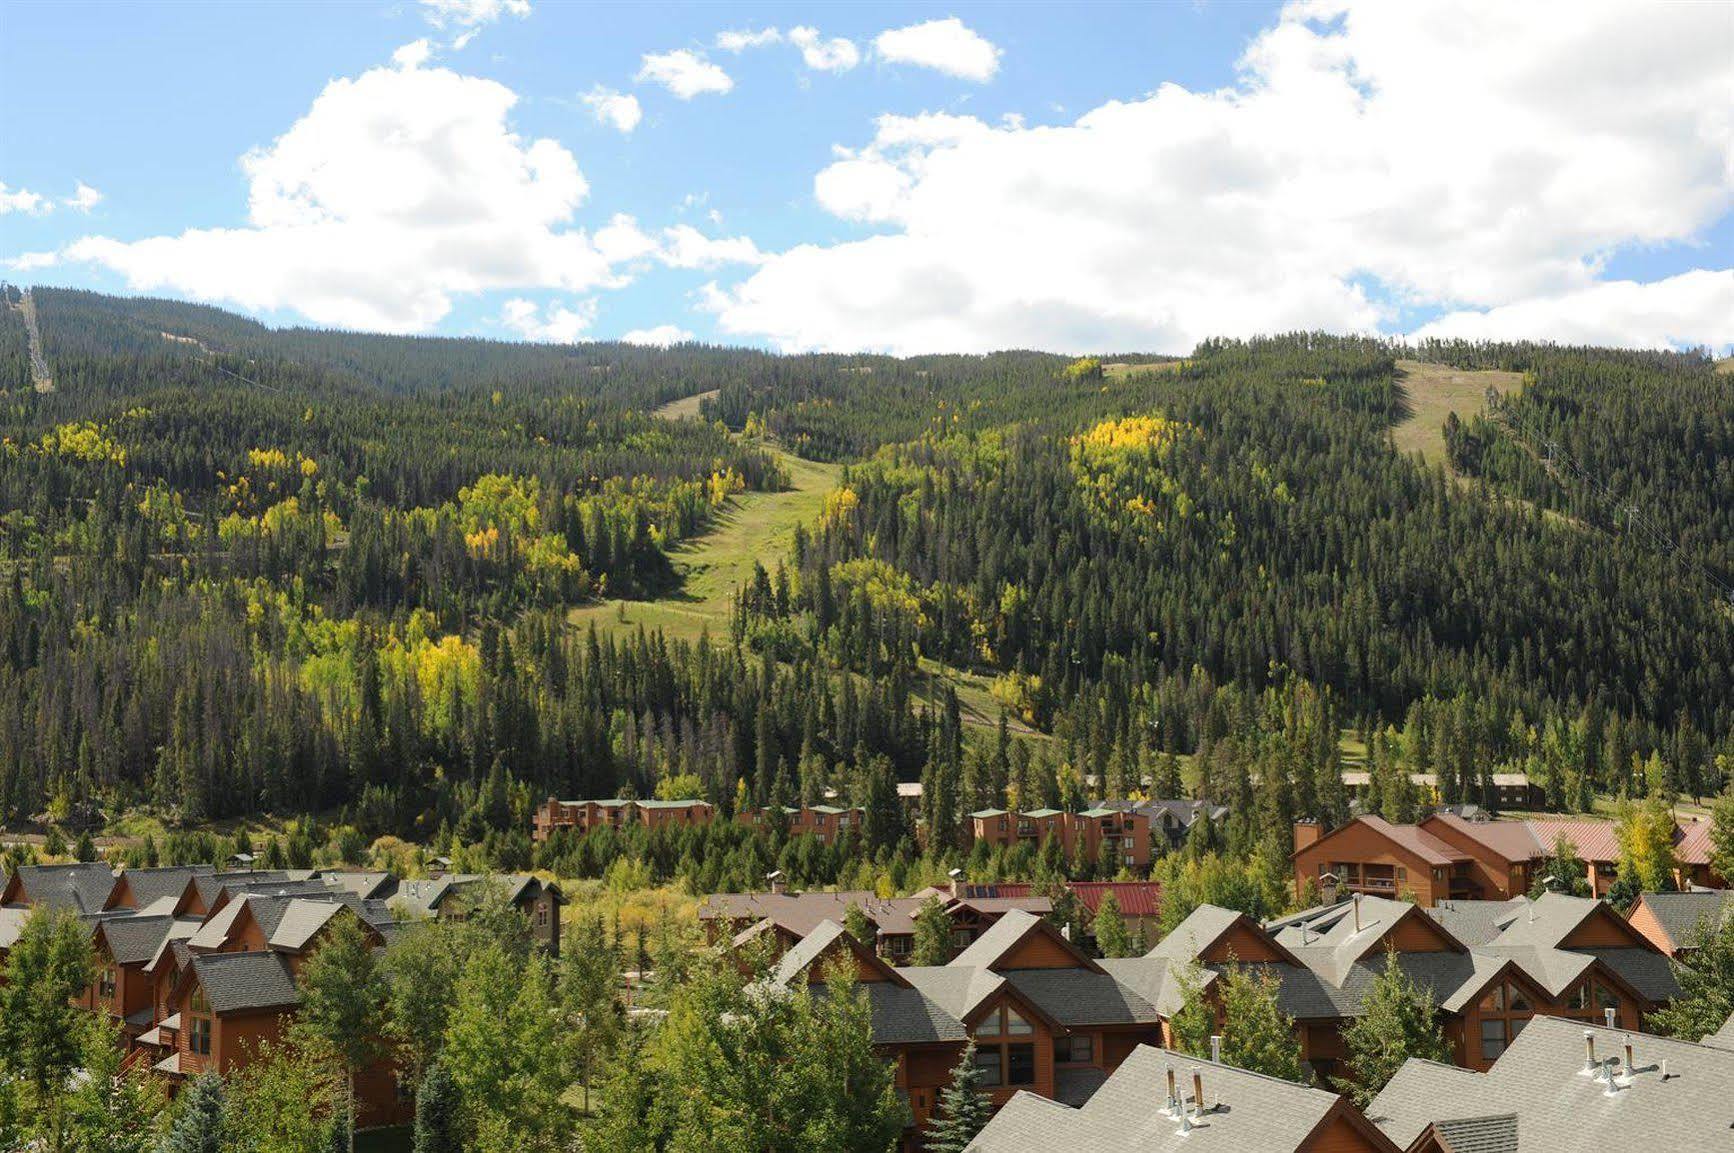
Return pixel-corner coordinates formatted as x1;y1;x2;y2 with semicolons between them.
1;287;1729;892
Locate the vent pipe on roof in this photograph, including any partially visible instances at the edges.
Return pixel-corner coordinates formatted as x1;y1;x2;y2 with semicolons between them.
1583;1030;1598;1073
1191;1067;1207;1118
1600;1056;1620;1096
1210;1035;1222;1064
1623;1037;1634;1079
1165;1065;1179;1116
1353;892;1362;932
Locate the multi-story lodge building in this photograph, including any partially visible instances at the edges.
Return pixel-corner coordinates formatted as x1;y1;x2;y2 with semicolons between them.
1293;812;1724;907
736;803;864;844
531;796;715;841
968;806;1153;869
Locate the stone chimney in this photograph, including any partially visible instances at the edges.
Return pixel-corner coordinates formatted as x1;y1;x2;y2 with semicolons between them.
948;867;965;900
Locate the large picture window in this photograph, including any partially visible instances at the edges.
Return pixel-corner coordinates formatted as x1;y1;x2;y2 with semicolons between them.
973;1005;1039;1088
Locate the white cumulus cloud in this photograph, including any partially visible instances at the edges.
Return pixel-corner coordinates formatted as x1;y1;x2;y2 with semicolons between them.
61;60;626;332
62;181;103;213
582;85;642;134
789;27;860;73
621;324;695;346
873;18;1001;82
709;1;1734;354
657;224;763;270
0;182;51;215
393;39;433;69
637;50;733;99
500;297;596;342
1413;270;1734;351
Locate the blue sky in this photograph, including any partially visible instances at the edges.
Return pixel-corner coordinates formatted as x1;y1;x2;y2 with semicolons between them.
3;1;1730;354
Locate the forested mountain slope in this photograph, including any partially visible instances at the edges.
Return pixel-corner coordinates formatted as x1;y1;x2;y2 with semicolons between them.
0;289;1726;886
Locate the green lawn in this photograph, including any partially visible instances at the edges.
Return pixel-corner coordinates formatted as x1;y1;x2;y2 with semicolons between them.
356;1126;411;1153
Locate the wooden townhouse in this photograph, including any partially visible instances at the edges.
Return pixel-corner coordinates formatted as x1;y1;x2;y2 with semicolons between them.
1295;813;1726;909
763;909;1167;1147
532;796;714;841
967;807;1152;869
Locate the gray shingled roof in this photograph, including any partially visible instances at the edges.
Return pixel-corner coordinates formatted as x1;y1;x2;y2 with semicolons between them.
189;951;301;1014
699;890;927;937
1430;1114;1518;1153
901;965;1007;1021
1002;969;1161;1026
1425;898;1528;947
1633;890;1734;951
114;866;213;908
949;909;1063;970
1367;1016;1734;1151
809;981;969;1045
967;1044;1356;1152
1703;1010;1734;1051
96;915;183;965
9;863;117;913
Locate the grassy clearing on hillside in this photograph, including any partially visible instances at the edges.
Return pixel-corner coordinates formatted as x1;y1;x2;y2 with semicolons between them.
1391;359;1523;464
1103;359;1186;379
653;387;720;421
569;444;841;645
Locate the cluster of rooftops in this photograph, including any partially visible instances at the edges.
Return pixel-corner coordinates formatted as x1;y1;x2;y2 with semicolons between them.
0;861;559;1085
737;879;1711;1149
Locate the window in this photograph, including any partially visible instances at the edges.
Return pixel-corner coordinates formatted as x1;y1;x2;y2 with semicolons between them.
1566;983;1590;1011
1007;1044;1036;1086
973;1047;1003;1088
1005;1009;1032;1036
1480;1018;1506;1061
976;1010;1003;1038
535;902;549;928
1595;983;1620;1015
1055;1035;1093;1065
99;966;117;1000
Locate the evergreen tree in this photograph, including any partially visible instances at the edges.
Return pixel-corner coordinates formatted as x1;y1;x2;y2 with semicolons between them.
926;1040;993;1153
1333;947;1451;1105
1709;786;1734;888
843;903;875;950
413;1063;462;1153
158;1072;228;1153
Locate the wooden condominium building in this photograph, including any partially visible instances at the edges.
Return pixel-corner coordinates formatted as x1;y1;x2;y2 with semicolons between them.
1292;813;1724;908
532;796;715;841
1626;888;1734;957
764;910;1167;1147
1369;1015;1734;1152
2;862;561;1132
968;806;1152;869
736;803;865;844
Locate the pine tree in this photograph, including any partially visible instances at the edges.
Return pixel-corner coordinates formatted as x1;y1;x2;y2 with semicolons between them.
1093;891;1132;958
843;903;875;949
1333;947;1451;1105
159;1072;228;1153
0;906;94;1147
413;1063;462;1153
926;1041;993;1153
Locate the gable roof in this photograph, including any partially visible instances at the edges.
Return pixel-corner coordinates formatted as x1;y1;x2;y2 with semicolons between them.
951;909;1103;973
3;863;118;913
1419;1114;1519;1153
1150;904;1303;968
1420;813;1542;863
93;915;186;966
698;890;925;937
770;919;909;988
184;950;302;1015
1631;889;1734;951
106;866;212;911
1299;815;1469;868
968;1043;1399;1152
1368;1016;1734;1151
